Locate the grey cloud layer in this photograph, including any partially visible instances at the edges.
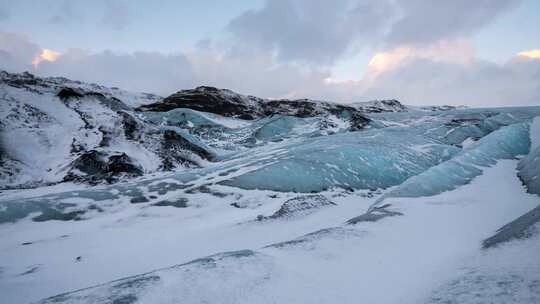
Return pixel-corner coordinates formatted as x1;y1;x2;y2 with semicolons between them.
227;0;520;63
0;1;538;106
0;32;41;72
227;0;392;64
362;57;540;106
386;0;520;46
101;0;131;31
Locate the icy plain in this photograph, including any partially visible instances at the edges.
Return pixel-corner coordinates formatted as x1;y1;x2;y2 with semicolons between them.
0;77;539;303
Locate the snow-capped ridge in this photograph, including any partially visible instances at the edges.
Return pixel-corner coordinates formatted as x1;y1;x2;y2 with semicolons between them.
351;99;407;113
0;71;214;189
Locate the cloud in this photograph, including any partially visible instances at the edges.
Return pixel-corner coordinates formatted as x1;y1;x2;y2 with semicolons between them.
385;0;520;46
31;49;60;67
227;0;519;65
272;42;540;107
0;31;192;95
1;31;538;107
48;0;78;25
517;49;540;59
227;0;393;65
360;53;540;106
0;31;329;97
38;49;195;94
0;32;41;72
101;0;131;30
187;46;330;99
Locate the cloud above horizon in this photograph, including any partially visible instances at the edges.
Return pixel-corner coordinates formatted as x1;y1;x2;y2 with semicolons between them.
0;0;538;106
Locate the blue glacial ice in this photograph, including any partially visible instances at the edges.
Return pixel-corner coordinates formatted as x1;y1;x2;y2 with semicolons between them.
2;107;539;224
373;121;532;206
219;127;460;192
141;109;354;154
518;145;540;196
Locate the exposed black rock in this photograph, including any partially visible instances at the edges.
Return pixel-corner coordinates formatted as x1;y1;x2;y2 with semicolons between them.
351;99;408;113
98;126;113;147
64;150;143;184
1;71;41;89
118;111;140;140
160;130;214;170
262;99;345;118
130;196;150;204
346;204;403;225
19;265;41;276
108;153;143;177
349;112;372;131
264;227;366;249
137;86;263;119
136;86;372;129
482;204;540;249
57;87;84;100
230;202;245;208
420;105;467;112
152;198;188;208
257;195;336;221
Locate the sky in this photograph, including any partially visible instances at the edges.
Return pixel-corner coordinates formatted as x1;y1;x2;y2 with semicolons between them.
0;0;539;106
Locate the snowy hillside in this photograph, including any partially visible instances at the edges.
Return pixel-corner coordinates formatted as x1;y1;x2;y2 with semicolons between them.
2;71;419;190
0;71;220;189
0;71;539;303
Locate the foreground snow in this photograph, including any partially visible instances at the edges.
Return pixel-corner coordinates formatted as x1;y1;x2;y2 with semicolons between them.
0;159;538;303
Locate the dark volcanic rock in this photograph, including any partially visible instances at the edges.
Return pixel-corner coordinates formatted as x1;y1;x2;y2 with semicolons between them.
57;87;84;100
160;130;215;170
2;71;41;88
136;86;371;128
482;204;540;249
353;99;407;113
118;111;140;140
346;204;403;225
64;150;143;184
137;86;263;119
130;196;150;204
257;195;336;221
349;112;372;131
152;198;189;208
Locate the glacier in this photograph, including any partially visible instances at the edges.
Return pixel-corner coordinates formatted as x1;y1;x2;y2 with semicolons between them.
219;127;459;192
372;121;532;205
1;106;539;223
1;71;540;304
518;146;540;195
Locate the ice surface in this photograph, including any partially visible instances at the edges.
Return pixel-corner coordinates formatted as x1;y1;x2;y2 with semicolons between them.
518;146;540;196
141;109;354;153
374;122;531;205
220;127;459;192
370;106;540;147
517;116;540;195
2;108;538;223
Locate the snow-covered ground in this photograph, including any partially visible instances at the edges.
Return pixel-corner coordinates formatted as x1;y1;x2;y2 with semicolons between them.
1;159;537;303
1;72;539;303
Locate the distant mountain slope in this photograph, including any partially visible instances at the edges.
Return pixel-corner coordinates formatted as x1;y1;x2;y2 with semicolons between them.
136;86;371;130
0;71;213;189
0;71;464;189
